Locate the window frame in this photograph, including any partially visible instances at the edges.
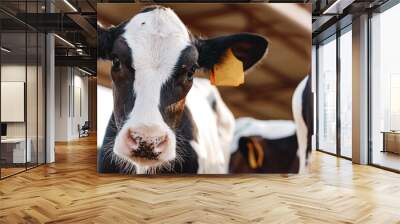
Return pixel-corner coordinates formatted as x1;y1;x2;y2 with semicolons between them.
367;0;400;173
0;0;48;180
315;22;353;160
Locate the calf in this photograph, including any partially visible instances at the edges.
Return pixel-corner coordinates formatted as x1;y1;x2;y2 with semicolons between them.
229;118;299;173
97;6;268;174
292;75;313;173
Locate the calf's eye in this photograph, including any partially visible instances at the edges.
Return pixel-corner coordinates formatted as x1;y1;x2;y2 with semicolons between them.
112;56;121;70
187;64;198;81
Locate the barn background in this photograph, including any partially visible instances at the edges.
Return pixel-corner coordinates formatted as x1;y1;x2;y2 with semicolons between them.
97;3;311;143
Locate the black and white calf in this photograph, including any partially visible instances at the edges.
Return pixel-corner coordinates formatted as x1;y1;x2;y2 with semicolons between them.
292;75;313;173
229;75;313;174
98;6;268;174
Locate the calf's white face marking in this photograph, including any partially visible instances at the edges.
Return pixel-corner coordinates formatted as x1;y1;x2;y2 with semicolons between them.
113;7;191;170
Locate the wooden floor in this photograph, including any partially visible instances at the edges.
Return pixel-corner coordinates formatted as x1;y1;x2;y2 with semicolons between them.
1;167;26;178
373;150;400;171
1;135;400;223
1;163;45;178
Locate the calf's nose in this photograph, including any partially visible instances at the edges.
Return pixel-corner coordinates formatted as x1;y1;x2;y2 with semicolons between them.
127;127;168;152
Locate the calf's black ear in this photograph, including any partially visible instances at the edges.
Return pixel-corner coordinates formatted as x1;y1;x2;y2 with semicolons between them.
196;33;268;71
97;23;126;60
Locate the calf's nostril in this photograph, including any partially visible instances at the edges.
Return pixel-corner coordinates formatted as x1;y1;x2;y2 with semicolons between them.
126;129;139;150
154;135;168;148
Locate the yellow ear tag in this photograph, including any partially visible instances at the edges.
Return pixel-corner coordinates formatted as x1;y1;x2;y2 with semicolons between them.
210;48;244;86
247;139;265;169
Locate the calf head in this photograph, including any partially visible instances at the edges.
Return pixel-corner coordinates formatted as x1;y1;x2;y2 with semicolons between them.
98;6;268;172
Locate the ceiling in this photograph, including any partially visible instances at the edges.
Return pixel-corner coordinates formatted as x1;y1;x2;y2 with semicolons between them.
0;0;97;74
311;0;391;41
98;3;311;120
0;32;45;64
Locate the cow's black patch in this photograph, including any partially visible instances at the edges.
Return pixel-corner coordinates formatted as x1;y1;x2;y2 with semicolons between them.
301;76;313;162
110;37;135;130
206;93;217;112
139;5;165;14
98;21;127;60
159;45;198;130
231;134;299;173
211;99;217;112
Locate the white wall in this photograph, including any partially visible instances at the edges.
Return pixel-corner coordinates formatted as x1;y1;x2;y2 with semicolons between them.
1;65;37;138
55;66;68;141
1;65;26;135
97;85;113;148
1;63;46;164
54;67;89;141
72;73;89;136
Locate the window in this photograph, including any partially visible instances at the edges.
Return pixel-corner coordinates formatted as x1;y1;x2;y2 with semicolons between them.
370;2;400;171
317;35;337;154
339;27;352;158
0;1;47;179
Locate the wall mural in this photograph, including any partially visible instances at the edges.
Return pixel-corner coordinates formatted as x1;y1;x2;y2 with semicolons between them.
97;3;312;175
